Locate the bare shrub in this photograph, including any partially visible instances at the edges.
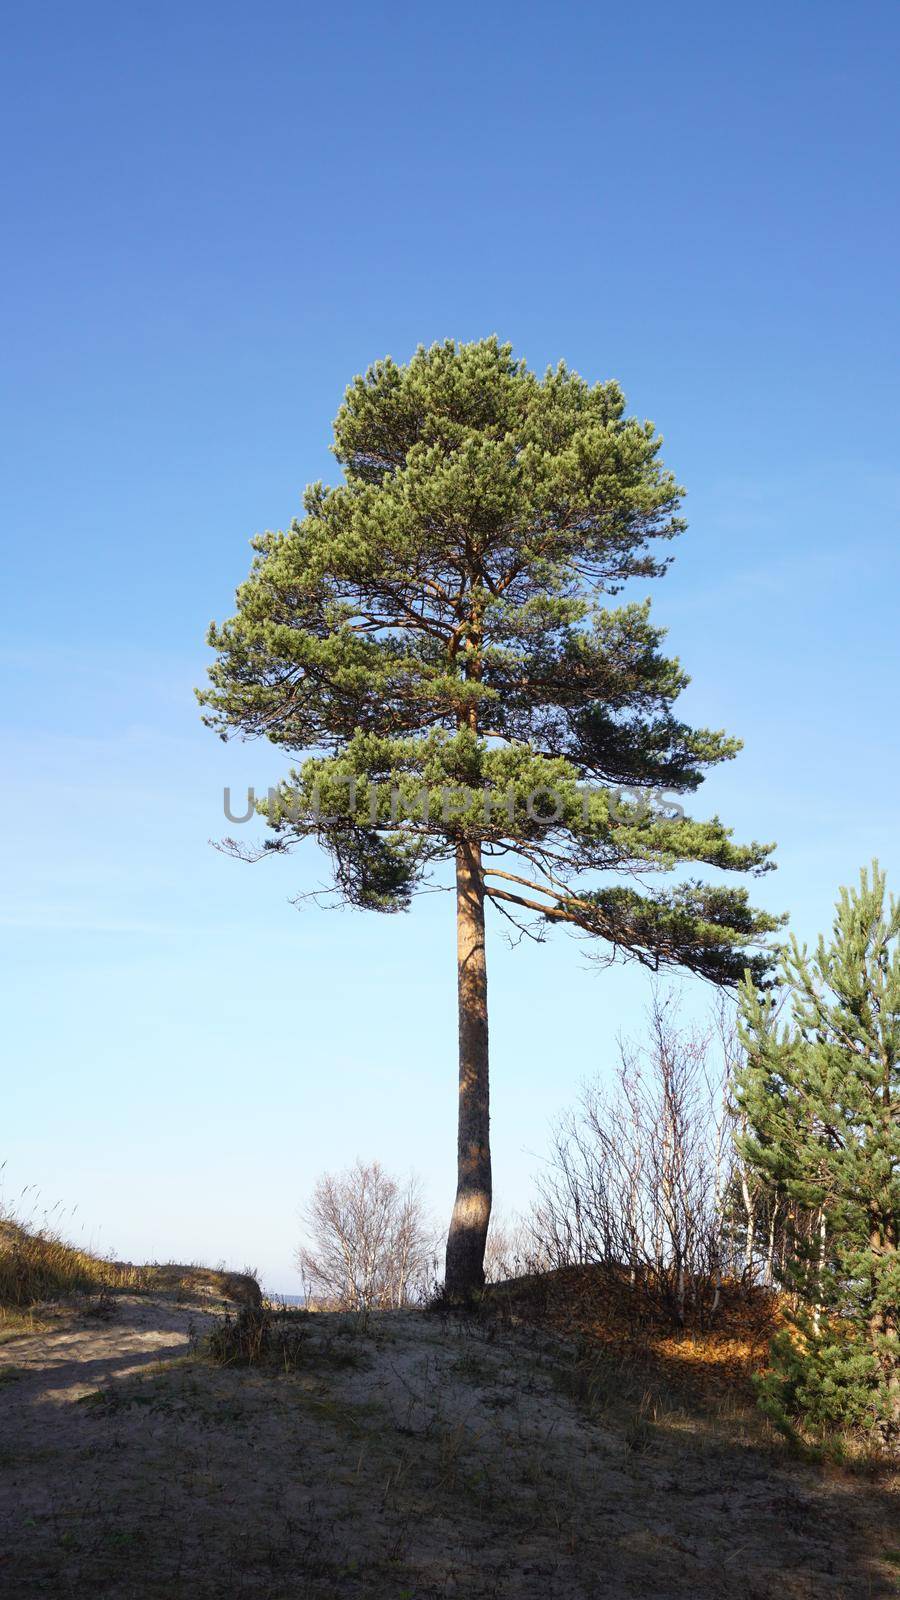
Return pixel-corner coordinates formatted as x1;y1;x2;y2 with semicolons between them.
297;1160;436;1311
530;996;744;1328
482;1213;540;1284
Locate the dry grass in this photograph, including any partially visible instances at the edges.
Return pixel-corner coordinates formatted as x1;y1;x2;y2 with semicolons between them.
489;1263;782;1406
0;1215;149;1312
203;1302;311;1366
0;1203;261;1332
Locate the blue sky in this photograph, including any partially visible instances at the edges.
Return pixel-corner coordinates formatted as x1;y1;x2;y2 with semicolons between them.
2;3;898;1289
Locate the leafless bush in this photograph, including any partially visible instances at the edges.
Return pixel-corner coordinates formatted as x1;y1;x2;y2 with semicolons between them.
482;1212;542;1284
530;996;745;1327
297;1160;437;1312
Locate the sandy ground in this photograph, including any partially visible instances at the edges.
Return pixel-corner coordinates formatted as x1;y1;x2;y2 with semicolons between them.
0;1291;897;1598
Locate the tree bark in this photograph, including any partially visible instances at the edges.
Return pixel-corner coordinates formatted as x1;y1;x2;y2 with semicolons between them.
812;1207;827;1336
444;838;492;1298
764;1196;780;1288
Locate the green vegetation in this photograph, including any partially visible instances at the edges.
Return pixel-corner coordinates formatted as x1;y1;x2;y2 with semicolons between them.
738;863;900;1452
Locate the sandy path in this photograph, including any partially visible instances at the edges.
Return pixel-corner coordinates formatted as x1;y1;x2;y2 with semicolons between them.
1;1294;213;1403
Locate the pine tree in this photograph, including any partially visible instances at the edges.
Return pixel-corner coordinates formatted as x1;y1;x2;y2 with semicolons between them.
737;864;900;1447
199;337;779;1297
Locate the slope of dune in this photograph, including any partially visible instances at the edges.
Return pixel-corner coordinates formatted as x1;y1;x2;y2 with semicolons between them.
0;1282;897;1598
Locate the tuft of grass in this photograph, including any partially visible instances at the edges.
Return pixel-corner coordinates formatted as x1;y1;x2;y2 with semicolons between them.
203;1303;312;1369
0;1306;51;1342
201;1303;376;1380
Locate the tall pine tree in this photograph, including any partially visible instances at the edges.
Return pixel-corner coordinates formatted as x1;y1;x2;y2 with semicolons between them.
738;864;900;1447
200;338;779;1297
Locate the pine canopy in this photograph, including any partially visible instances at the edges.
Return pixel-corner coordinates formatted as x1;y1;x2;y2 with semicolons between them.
200;338;780;984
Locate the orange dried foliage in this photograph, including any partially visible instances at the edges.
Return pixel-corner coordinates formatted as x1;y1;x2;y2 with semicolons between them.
492;1263;784;1401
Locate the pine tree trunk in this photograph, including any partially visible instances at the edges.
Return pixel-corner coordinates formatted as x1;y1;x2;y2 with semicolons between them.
812;1207;827;1336
869;1221;900;1434
740;1168;756;1281
444;838;491;1299
764;1197;780;1288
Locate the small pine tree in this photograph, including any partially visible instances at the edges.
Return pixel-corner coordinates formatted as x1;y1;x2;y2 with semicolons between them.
737;864;900;1448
